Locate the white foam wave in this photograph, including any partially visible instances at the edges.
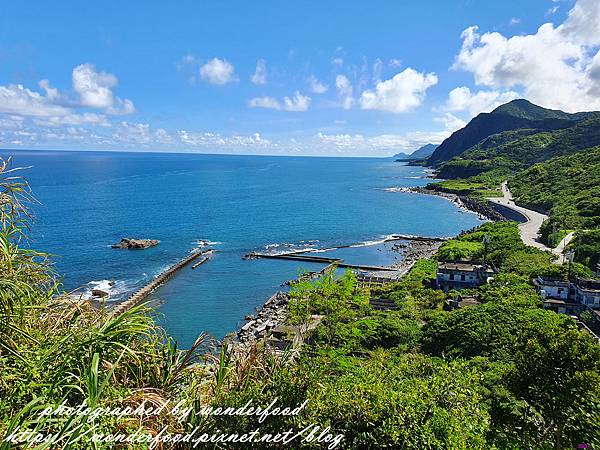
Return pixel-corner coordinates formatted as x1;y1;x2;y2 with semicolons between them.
195;239;222;247
80;279;136;302
383;187;411;193
263;241;321;255
349;234;398;248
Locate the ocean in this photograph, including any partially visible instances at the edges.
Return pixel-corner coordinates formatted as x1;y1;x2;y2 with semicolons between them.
5;150;484;347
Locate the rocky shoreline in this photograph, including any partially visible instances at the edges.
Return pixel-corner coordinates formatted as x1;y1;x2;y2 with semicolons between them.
393;186;505;222
387;239;443;274
232;237;443;349
232;291;291;350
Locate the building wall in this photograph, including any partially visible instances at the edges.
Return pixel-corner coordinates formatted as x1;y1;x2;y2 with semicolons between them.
540;285;569;300
576;289;600;308
437;270;487;292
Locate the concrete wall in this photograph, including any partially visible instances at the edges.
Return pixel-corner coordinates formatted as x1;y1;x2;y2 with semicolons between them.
488;202;528;223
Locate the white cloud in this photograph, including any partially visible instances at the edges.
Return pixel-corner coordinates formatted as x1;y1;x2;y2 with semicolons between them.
509;17;521;25
332;57;344;66
33;112;109;127
248;91;311;112
178;130;272;148
314;130;450;153
389;59;402;68
335;75;354;109
308;75;328;94
453;0;600;111
372;58;384;81
72;63;135;114
315;132;365;148
39;79;59;101
0;84;71;116
283;91;310;112
251;59;267;85
434;113;467;133
199;58;237;85
444;86;519;116
0;115;24;129
359;68;438;113
248;96;281;110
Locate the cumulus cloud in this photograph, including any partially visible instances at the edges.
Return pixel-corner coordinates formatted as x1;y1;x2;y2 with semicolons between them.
308;75;328;94
0;84;71;117
248;96;281;110
199;58;237;85
283;91;311;112
372;58;384;81
434;113;467;133
248;91;311;112
251;59;267;85
359;68;438;113
33;113;109;127
332;57;344;66
314;130;450;153
335;75;354;109
452;0;600;111
444;86;519;116
72;63;135;114
179;130;271;147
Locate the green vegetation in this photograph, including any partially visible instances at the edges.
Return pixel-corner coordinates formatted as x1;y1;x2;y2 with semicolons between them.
568;229;600;272
428;170;506;198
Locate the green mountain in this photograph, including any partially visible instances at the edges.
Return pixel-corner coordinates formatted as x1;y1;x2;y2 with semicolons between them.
394;143;437;160
428;99;599;166
437;115;600;179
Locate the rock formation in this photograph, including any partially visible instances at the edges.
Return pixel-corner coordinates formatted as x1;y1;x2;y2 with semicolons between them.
111;238;159;249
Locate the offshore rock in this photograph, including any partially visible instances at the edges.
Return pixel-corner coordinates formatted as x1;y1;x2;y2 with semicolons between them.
111;238;159;249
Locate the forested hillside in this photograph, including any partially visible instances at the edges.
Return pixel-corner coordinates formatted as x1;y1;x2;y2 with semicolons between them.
437;116;600;179
427;99;599;166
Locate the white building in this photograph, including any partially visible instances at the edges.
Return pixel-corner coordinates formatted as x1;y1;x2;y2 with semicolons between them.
436;262;495;292
532;276;570;300
574;278;600;308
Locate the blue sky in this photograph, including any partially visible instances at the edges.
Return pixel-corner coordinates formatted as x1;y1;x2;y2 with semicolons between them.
1;0;598;156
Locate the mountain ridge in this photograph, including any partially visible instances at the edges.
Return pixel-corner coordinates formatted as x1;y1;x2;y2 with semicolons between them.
394;143;437;160
427;99;600;166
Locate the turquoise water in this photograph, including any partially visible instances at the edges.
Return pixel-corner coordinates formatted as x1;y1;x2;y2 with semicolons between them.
5;150;483;347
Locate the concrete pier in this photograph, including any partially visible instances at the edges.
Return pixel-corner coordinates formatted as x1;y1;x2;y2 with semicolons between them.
244;252;396;271
112;249;213;315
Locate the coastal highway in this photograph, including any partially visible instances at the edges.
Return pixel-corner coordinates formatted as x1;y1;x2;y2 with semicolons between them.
487;182;550;251
487;182;575;263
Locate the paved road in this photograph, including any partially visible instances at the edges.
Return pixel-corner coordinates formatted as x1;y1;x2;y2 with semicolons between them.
487;182;552;252
553;232;575;263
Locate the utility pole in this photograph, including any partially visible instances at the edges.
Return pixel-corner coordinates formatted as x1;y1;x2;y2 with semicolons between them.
566;250;575;281
482;234;491;265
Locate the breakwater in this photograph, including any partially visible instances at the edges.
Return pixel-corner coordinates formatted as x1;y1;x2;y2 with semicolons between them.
244;252;397;271
112;249;213;315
